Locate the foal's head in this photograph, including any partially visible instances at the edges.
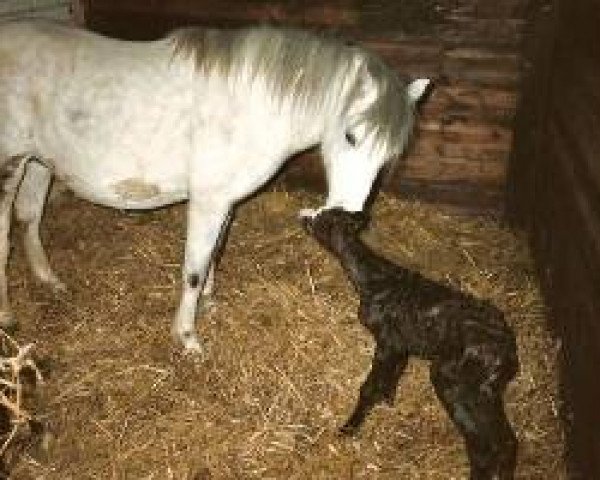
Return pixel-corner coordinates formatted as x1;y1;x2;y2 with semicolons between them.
302;208;369;251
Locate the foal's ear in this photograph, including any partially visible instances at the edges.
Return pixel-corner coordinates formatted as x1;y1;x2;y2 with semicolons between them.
407;78;432;105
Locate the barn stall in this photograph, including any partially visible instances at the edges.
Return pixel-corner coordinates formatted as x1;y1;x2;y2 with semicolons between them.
0;0;595;478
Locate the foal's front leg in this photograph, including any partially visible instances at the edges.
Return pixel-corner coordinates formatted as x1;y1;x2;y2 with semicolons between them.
340;343;408;434
173;199;231;353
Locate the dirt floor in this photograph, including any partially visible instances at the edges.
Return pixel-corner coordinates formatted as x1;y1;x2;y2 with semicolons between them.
5;189;564;479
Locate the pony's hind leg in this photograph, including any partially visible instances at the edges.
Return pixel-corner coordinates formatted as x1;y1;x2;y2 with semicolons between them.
173;198;232;353
14;160;64;291
0;156;31;327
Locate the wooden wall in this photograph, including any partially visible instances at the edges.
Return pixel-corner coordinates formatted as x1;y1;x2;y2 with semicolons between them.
0;0;70;21
508;0;600;478
74;0;531;215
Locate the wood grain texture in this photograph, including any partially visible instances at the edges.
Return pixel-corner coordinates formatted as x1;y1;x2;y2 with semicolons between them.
508;0;600;476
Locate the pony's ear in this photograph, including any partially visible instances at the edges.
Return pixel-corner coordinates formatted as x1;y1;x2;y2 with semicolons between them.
346;60;379;117
407;78;432;104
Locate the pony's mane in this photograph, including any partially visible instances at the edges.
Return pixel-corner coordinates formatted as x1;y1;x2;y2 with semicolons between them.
170;26;413;161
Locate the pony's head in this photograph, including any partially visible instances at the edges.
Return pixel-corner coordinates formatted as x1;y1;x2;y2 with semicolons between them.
320;52;430;213
172;26;429;214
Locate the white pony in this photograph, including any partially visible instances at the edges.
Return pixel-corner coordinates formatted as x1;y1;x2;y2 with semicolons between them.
0;21;429;352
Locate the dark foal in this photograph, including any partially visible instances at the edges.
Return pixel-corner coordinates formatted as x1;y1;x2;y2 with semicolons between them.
302;208;519;480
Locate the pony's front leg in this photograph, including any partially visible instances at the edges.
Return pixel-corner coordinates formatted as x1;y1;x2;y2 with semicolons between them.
15;161;64;291
173;200;231;353
200;211;233;301
0;156;31;327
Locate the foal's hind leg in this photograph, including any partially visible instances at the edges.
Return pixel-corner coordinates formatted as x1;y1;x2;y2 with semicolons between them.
14;161;64;291
0;156;31;327
431;362;517;480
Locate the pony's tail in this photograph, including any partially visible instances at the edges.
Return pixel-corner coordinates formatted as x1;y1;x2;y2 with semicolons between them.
0;155;30;213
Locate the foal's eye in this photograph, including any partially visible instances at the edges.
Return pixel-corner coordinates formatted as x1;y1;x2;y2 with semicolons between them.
345;132;357;147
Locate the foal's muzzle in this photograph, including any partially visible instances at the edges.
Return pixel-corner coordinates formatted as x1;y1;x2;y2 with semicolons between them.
299;214;315;234
298;208;318;233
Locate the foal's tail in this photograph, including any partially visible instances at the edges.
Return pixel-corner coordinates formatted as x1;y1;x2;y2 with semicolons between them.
0;155;30;212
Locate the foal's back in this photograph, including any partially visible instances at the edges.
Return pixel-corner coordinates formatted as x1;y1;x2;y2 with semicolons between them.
356;248;512;360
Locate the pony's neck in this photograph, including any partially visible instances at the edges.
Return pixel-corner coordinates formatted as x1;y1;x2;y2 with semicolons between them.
286;114;326;153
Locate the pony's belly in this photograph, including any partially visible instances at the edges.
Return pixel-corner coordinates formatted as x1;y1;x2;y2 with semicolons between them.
60;171;188;210
73;187;188;210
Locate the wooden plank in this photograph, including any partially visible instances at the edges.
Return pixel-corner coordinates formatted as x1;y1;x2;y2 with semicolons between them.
425;84;518;114
505;0;558;227
442;0;532;18
392;178;504;214
547;119;600;264
442;48;521;87
442;67;519;88
531;84;600;479
420;85;518;126
71;0;86;25
418;118;513;144
424;0;533;19
0;0;70;20
81;1;529;47
412;132;510;163
436;17;527;48
506;2;600;474
85;0;359;29
445;47;520;64
361;39;442;78
550;59;600;191
401;155;506;186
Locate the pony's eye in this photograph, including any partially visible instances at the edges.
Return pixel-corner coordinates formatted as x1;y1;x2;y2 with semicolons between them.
345;132;357;147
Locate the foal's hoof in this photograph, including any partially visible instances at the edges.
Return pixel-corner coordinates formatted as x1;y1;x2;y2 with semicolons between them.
338;423;359;437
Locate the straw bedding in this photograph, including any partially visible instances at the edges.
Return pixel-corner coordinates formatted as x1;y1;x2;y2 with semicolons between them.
5;189;564;479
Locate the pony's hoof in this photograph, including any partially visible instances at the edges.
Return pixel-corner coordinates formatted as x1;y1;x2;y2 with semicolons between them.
37;273;67;294
178;332;205;356
50;280;68;295
40;274;67;293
